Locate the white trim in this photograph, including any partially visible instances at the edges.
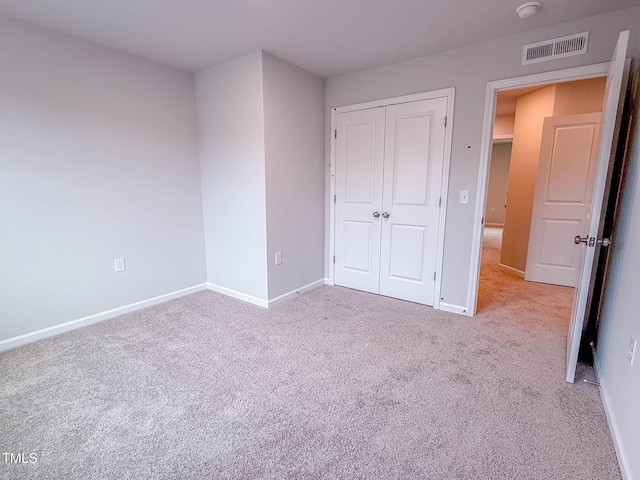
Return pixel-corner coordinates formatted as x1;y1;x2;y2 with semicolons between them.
466;62;610;316
332;88;455;114
593;353;633;480
329;87;455;311
434;89;455;310
324;277;332;285
206;283;268;308
267;279;325;308
0;283;208;352
207;280;326;309
499;263;525;278
438;302;468;316
329;110;337;286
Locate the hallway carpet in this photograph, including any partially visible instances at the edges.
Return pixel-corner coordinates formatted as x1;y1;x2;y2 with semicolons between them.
0;230;620;479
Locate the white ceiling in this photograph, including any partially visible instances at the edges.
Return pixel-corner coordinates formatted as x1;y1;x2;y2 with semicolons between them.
0;0;638;78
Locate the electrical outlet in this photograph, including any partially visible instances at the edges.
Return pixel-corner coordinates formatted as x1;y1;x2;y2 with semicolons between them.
275;252;282;266
114;258;126;273
627;336;637;366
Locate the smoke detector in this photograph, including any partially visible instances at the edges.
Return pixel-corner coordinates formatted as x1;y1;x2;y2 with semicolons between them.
517;2;541;19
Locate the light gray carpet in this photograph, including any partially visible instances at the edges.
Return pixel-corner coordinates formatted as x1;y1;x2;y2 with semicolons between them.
0;230;620;479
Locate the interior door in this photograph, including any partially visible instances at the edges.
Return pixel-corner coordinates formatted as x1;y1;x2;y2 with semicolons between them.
584;63;633;350
525;113;602;287
334;107;385;293
378;98;447;305
566;30;629;383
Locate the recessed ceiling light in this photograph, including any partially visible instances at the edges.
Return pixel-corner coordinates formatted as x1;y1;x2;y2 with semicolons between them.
516;2;541;19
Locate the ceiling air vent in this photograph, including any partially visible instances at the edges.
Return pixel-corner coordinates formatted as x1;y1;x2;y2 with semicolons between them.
522;31;589;65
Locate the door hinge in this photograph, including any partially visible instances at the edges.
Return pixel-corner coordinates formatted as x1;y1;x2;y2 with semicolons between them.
433;271;436;281
334;129;337;139
333;255;336;264
444;116;447;128
439;197;442;207
334;194;336;204
481;217;485;225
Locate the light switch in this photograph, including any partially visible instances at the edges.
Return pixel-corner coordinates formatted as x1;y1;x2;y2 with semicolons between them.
459;190;469;204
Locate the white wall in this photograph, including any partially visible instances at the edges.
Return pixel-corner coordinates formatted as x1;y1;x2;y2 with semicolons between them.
595;41;640;480
0;16;206;342
196;52;269;301
262;52;325;298
325;7;640;310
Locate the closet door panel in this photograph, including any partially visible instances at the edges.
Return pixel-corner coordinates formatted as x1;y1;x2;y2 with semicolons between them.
334;107;385;293
379;97;448;305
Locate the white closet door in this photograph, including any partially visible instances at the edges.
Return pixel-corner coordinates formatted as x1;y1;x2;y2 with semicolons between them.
378;98;447;305
334;107;386;294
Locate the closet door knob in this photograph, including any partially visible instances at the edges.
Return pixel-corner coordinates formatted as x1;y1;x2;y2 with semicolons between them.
382;212;390;219
372;211;380;218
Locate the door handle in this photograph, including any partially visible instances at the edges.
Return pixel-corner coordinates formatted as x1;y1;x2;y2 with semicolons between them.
382;212;390;219
574;235;588;245
597;238;611;247
372;211;380;218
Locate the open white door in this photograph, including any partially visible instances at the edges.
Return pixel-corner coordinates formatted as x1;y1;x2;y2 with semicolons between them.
566;30;629;383
525;113;602;287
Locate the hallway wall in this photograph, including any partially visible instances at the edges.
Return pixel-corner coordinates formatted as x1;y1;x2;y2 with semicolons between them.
485;142;512;226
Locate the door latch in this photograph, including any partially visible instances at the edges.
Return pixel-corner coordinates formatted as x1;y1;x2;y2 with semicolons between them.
574;235;596;247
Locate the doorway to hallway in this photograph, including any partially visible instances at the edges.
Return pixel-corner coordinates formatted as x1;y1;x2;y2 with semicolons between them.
477;227;573;316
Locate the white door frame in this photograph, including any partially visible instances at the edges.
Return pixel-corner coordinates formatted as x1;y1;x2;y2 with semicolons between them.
328;87;455;310
467;62;610;316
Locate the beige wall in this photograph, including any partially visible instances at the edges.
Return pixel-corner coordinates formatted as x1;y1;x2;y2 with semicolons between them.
553;77;606;116
500;78;607;273
493;115;515;138
485;142;512;226
501;85;556;272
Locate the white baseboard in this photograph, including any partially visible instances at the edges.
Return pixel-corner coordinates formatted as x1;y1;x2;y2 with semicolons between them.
207;279;326;309
438;302;468;315
0;283;208;352
499;263;525;278
593;353;633;480
324;277;332;285
267;279;325;308
206;283;268;308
